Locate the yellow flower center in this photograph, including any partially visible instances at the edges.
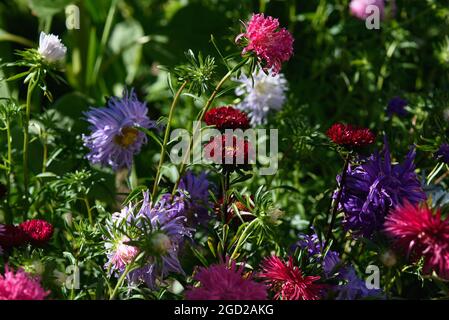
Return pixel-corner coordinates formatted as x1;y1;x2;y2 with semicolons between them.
114;127;139;148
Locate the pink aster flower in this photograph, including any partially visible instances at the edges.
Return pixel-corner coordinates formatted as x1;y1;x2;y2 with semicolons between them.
0;267;49;300
237;13;294;75
384;202;449;280
185;260;267;300
106;236;140;273
259;256;325;300
349;0;385;20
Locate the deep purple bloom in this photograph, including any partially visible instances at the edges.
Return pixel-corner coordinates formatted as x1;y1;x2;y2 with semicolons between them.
185;260;267;300
179;171;214;225
294;233;341;277
336;266;383;300
387;96;408;117
435;143;449;164
83;89;156;170
105;191;192;289
339;140;426;238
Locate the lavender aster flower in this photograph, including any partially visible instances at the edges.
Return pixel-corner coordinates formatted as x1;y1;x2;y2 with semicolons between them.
435;143;449;164
387;96;408;117
339;140;426;238
179;171;214;225
294;233;341;277
83;89;156;170
336;266;383;300
234;69;288;125
104;191;192;289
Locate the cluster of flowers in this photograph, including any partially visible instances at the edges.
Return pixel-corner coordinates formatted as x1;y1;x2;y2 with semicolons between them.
0;220;53;300
2;5;449;302
0;219;54;252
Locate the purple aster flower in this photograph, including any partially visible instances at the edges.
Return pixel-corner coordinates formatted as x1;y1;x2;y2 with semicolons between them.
336;266;383;300
178;171;215;225
83;89;156;170
104;191;192;289
185;259;267;300
435;143;449;164
293;232;341;277
338;139;426;238
387;96;408;117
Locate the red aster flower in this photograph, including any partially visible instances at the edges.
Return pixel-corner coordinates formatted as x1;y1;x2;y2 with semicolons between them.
0;225;28;249
204;134;255;171
204;106;250;131
384;202;449;279
259;256;325;300
326;123;375;147
19;219;54;246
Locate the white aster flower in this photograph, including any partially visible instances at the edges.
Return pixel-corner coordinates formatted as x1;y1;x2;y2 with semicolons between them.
37;32;67;63
234;69;288;126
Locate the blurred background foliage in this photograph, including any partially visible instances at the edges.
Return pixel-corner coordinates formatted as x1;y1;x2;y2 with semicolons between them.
1;0;449;298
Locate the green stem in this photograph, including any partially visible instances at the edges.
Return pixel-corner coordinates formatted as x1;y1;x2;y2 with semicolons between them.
23;78;38;209
109;259;135;300
42;135;48;173
5;122;13;224
323;155;350;251
172;59;249;193
91;0;118;86
152;81;188;198
83;196;93;226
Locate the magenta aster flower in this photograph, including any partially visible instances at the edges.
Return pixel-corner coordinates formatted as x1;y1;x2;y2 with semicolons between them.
0;267;49;300
259;256;325;300
185;260;267;300
237;13;294;75
384;202;449;280
83;89;156;170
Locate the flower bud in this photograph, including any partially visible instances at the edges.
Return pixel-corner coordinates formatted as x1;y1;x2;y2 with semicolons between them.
380;250;397;267
151;233;172;255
